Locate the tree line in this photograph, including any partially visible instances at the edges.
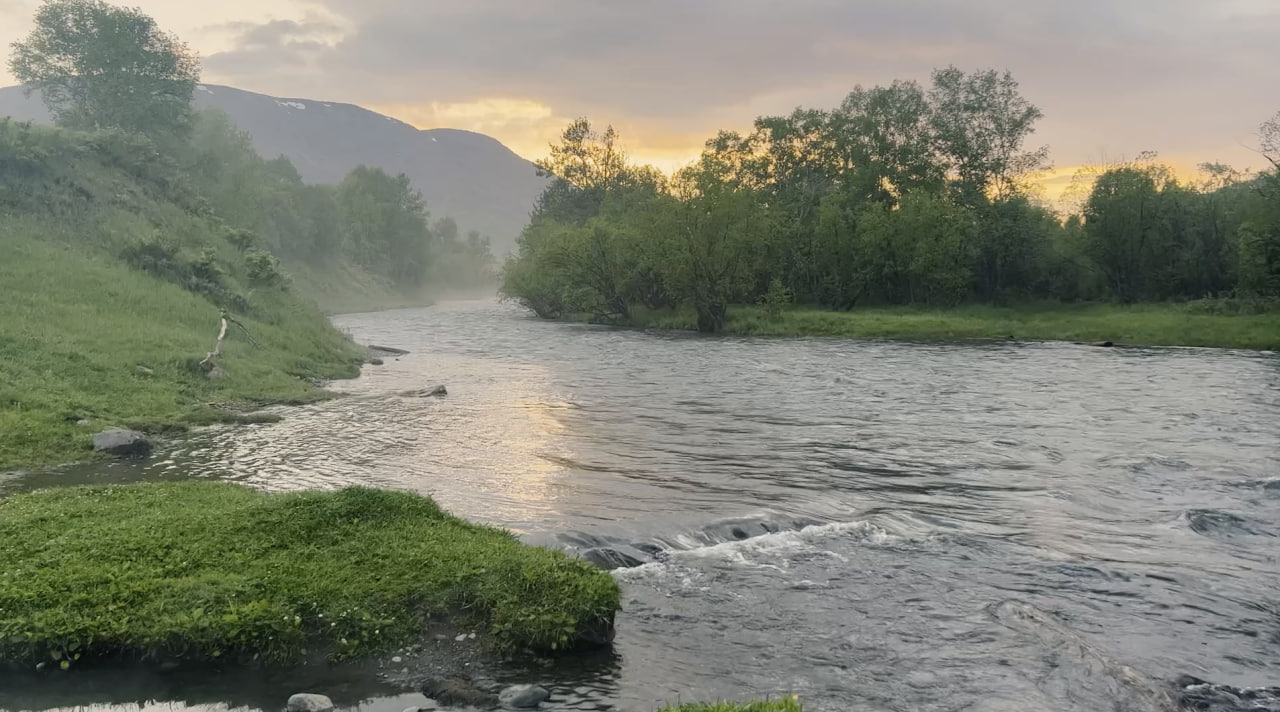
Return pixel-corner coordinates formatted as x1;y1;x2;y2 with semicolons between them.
7;0;495;295
502;72;1280;331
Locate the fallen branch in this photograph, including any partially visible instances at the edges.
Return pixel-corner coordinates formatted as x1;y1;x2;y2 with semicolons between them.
200;310;263;368
200;312;230;366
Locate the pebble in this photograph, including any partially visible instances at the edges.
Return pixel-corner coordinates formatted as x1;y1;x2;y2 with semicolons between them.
391;656;403;663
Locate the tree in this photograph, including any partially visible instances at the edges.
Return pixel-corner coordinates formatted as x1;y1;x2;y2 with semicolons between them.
928;67;1050;202
9;0;200;140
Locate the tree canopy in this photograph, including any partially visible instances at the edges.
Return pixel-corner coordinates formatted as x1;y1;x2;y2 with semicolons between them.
502;71;1280;331
10;0;201;140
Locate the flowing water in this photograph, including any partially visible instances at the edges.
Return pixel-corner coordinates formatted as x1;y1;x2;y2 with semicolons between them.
4;300;1279;712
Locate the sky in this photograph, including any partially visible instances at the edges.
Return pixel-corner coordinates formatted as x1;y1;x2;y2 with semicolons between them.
2;0;1277;199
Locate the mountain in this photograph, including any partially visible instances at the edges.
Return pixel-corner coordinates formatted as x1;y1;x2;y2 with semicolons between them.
0;84;548;254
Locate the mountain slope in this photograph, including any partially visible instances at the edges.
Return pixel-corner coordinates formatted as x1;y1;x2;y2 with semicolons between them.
0;84;548;254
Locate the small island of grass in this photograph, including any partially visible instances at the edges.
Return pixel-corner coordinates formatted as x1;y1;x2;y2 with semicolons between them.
0;483;620;669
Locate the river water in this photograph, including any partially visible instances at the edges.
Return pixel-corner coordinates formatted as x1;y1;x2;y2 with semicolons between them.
3;300;1279;712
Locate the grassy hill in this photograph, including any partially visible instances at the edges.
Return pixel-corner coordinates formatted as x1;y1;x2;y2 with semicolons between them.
0;119;367;470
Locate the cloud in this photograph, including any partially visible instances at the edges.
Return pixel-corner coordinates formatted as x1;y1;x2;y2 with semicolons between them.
26;0;1279;172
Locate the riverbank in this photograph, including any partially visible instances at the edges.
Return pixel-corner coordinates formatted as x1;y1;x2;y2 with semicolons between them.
0;233;367;471
0;482;619;668
624;302;1280;350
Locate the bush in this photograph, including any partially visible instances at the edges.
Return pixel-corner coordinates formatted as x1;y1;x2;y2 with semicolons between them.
245;249;287;289
0;483;621;668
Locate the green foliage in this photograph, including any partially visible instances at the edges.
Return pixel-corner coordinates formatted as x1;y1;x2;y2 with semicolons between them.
504;79;1280;332
0;483;621;667
761;277;792;319
9;0;199;143
244;249;287;289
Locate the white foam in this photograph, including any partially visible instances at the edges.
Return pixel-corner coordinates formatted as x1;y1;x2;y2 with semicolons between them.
276;100;307;110
197;85;213;94
678;520;895;562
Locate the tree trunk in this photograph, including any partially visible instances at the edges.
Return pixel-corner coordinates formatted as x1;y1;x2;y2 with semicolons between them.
695;301;727;333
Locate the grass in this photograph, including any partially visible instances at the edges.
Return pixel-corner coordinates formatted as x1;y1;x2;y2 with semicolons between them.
626;303;1280;350
0;121;371;470
658;701;803;712
0;482;621;668
0;230;366;470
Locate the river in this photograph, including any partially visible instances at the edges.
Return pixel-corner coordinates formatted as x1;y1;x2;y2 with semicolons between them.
3;300;1279;712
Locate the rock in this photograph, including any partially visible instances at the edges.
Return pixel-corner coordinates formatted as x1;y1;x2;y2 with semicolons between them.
581;547;646;571
391;656;403;664
63;413;86;422
207;365;227;380
403;702;439;712
1175;675;1280;712
1096;341;1115;348
369;345;411;356
286;694;335;712
92;429;152;458
421;678;495;708
403;385;447;398
135;365;155;377
76;419;91;427
35;662;45;672
309;378;331;388
500;685;551;709
368;358;385;366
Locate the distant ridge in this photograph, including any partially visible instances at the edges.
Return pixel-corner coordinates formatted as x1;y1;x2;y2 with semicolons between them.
0;84;549;253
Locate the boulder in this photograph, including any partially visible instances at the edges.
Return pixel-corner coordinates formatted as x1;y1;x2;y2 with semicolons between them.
368;358;385;366
421;678;495;708
500;685;550;709
286;694;335;712
92;429;152;458
207;365;227;380
580;547;646;571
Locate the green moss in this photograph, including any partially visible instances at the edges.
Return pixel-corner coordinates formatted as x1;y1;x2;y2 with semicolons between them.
625;303;1280;350
658;700;803;712
0;483;621;668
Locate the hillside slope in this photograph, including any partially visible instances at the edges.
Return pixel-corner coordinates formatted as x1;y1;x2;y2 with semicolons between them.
0;120;366;469
0;84;548;254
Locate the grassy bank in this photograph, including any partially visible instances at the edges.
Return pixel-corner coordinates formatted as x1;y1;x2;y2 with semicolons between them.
0;483;620;668
0;121;372;470
625;303;1280;350
0;225;366;470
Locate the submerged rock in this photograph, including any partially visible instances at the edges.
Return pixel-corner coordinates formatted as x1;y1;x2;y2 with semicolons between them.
581;547;646;571
369;345;410;356
368;357;385;366
402;385;448;398
92;429;151;458
287;694;335;712
421;677;495;708
1175;675;1280;712
500;684;550;709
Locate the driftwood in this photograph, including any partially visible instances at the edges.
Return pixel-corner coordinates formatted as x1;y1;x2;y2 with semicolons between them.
200;310;263;368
